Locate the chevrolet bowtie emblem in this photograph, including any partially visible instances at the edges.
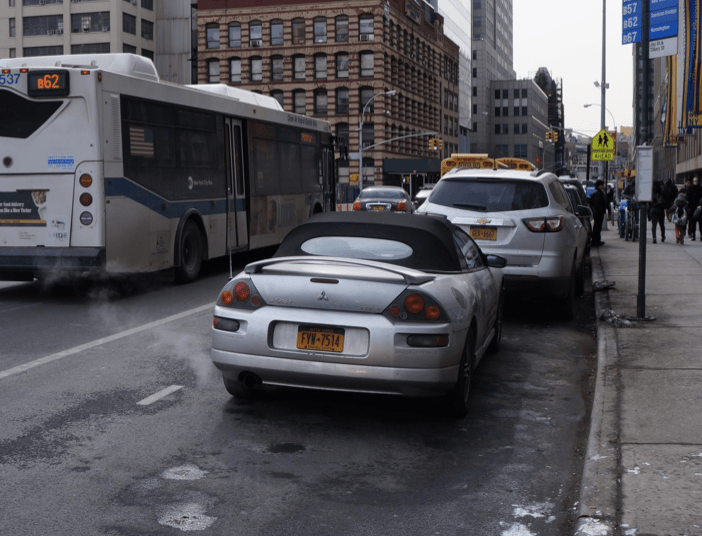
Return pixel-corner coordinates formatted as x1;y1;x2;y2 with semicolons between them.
318;291;329;301
477;218;491;224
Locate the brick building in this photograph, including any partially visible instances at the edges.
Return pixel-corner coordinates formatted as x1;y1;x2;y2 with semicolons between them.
197;0;459;200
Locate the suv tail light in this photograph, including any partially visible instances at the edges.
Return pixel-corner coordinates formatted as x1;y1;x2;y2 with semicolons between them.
523;216;565;232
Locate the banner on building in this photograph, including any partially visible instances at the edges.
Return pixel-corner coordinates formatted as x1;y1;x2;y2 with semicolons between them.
684;0;702;127
664;55;679;146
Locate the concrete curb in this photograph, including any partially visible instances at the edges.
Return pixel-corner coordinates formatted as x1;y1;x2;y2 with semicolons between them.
574;250;621;536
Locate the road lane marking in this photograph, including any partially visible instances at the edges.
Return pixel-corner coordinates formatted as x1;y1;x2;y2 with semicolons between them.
0;303;213;381
137;385;184;406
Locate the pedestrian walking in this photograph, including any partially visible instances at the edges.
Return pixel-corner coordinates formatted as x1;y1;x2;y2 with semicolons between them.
667;192;690;244
686;176;702;240
663;178;678;209
649;181;666;243
590;179;608;246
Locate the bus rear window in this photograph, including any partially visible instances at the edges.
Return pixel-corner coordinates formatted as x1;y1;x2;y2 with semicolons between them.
0;89;62;139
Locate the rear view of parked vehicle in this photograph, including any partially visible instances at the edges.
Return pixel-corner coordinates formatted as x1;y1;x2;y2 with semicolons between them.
352;186;414;213
417;168;587;319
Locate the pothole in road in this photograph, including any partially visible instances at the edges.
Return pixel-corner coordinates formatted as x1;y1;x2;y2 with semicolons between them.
157;502;217;531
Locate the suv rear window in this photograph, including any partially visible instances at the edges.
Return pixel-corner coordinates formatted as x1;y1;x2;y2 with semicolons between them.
430;178;549;212
0;89;62;139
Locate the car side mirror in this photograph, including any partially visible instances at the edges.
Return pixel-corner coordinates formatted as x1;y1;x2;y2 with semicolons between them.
578;205;593;218
486;255;507;268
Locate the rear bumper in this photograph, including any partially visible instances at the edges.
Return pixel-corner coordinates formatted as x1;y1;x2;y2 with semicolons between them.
211;348;459;397
0;247;105;277
503;274;571;299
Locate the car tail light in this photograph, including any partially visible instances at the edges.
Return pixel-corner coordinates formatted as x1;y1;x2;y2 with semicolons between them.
217;279;266;309
384;291;448;322
397;201;406;211
523;216;565;232
353;201;362;210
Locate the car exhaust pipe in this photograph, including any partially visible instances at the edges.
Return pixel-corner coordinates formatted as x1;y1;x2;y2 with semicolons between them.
241;372;261;389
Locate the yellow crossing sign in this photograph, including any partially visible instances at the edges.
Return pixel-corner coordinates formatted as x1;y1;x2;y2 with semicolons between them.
591;129;615;161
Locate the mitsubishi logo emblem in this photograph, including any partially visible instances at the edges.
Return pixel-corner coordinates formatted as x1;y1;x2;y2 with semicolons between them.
318;290;329;301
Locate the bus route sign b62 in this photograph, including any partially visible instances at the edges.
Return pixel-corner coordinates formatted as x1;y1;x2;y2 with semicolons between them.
27;70;70;97
622;0;643;44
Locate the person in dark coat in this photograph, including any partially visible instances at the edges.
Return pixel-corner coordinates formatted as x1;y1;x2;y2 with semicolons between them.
590;179;608;246
667;192;690;244
649;180;666;243
686;176;702;240
663;179;678;210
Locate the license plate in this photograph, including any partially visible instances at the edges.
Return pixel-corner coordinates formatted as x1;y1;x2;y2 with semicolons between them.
372;205;386;211
297;325;345;352
470;226;497;241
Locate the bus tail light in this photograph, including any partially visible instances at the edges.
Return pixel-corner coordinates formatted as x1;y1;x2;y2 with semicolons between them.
79;193;93;206
79;174;93;187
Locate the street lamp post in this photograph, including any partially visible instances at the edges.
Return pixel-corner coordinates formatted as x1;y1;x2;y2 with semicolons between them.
358;89;396;193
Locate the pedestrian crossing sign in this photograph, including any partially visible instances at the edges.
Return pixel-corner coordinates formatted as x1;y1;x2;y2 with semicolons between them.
591;129;615;161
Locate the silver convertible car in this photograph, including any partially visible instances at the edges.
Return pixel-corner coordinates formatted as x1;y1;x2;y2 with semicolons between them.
211;212;506;417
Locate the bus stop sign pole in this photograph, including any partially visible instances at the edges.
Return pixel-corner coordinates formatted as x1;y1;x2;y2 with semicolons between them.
635;145;653;319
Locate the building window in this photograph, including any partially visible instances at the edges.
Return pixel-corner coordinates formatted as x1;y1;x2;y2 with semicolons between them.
271;90;284;108
473;16;481;27
292;18;305;44
494;107;500;117
472;67;477;78
249;20;262;47
123;44;136;53
141;0;153;10
9;18;15;37
522;89;528;98
229;58;241;82
250;56;262;82
335;16;348;42
9;0;15;6
314;17;327;43
71;43;110;54
336;53;348;78
71;12;110;33
123;13;136;35
293;90;306;115
494;124;500;134
314;89;327;115
503;107;508;116
360;52;374;77
515;144;527;158
495;90;500;99
208;59;220;83
522;106;527;115
359;14;373;41
141;19;153;40
502;124;508;134
270;20;283;46
361;123;374;148
24;46;63;57
314;54;327;79
293;55;305;80
502;90;508;99
271;56;284;81
9;48;16;58
142;48;153;60
22;15;63;36
514;106;520;116
472;86;477;97
336;87;349;114
359;87;374;113
472;104;477;114
521;123;528;134
228;23;241;48
495;144;508;157
336;122;349;149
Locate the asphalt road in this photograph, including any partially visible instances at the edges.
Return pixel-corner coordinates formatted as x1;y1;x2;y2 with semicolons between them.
0;255;597;536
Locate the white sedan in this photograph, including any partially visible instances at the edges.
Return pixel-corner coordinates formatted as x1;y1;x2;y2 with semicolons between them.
211;212;505;417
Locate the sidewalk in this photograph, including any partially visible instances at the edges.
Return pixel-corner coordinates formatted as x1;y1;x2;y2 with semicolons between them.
575;221;702;536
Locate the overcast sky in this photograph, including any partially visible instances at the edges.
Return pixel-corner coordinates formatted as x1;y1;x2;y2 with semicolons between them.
513;0;634;137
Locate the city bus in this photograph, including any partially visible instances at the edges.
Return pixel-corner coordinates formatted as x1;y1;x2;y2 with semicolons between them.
0;54;336;282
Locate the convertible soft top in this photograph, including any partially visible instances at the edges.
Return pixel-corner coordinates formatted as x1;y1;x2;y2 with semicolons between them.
273;212;463;271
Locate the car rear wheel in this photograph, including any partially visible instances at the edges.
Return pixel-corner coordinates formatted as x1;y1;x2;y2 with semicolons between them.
486;288;504;354
557;261;576;321
445;330;475;418
223;374;256;399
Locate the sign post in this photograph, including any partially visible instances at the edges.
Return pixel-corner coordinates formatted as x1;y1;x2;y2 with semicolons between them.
635;146;654;320
590;129;616;162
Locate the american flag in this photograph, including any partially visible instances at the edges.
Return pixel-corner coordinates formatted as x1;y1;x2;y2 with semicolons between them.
129;125;155;157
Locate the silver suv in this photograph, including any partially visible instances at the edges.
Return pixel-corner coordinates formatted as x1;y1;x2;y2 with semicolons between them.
417;168;588;319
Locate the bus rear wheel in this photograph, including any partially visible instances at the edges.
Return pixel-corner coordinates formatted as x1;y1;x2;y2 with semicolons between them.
175;220;203;284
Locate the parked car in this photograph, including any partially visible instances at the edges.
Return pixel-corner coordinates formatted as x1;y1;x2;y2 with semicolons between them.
413;186;434;209
558;176;588;203
211;212;506;417
352;185;414;213
417;168;588;319
562;184;593;252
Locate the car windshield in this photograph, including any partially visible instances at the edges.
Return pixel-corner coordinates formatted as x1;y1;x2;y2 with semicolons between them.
429;178;549;212
358;189;405;199
300;236;413;260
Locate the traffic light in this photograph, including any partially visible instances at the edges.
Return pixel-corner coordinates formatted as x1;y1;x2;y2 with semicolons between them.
552;130;558;142
545;131;553;142
437;139;443;150
429;138;438;151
